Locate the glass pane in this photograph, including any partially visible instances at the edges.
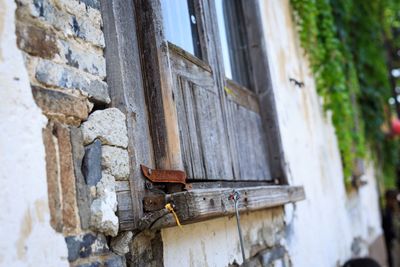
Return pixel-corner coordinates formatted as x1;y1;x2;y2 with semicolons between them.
215;0;233;80
161;0;201;58
215;0;251;88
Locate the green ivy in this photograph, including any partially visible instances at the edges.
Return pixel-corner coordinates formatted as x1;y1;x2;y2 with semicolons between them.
290;0;399;187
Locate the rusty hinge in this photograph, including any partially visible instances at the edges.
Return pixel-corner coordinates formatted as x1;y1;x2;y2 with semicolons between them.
140;165;192;191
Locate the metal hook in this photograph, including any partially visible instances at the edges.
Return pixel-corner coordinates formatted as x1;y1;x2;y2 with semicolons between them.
229;190;246;263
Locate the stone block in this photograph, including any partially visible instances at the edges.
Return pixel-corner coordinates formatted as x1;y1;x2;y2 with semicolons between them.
32;86;89;124
59;39;106;78
74;261;101;267
96;172;117;211
65;233;109;262
101;146;130;180
42;122;63;232
71;126;92;230
90;198;119;237
72;14;105;47
35;59;110;104
80;0;101;10
90;172;118;236
111;231;133;256
83;139;102;186
16;22;59;59
28;0;74;34
54;0;102;25
258;246;287;266
81;108;128;148
54;123;81;234
104;254;126;267
22;0;104;47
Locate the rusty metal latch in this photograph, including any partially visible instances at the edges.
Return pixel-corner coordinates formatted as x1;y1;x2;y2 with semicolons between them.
140;165;192;190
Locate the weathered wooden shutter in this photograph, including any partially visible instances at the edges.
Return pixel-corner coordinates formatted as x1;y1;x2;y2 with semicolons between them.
136;0;280;182
169;44;233;180
224;81;271;180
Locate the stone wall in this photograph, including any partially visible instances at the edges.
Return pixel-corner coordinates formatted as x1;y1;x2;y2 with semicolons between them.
14;0;131;266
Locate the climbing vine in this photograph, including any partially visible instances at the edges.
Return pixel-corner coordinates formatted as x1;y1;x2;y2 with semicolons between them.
290;0;400;187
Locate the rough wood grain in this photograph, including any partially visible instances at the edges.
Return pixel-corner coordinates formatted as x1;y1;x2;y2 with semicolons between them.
169;44;233;180
225;79;260;114
101;0;155;229
230;102;271;180
134;0;183;171
189;180;275;189
242;0;288;183
151;185;305;229
118;185;305;230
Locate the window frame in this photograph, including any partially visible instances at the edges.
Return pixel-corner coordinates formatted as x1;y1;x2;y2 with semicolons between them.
101;0;303;231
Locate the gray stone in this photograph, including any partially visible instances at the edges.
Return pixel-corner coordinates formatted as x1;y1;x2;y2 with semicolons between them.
65;233;108;262
70;127;91;230
242;258;262;267
81;108;129;148
101;146;130;180
23;0;104;47
73;14;105;47
259;246;287;266
35;59;110;104
90;172;118;236
96;172;117;209
80;0;100;10
83;139;102;186
90;198;119;237
29;0;72;35
32;85;89;124
59;39;106;78
75;262;101;267
16;22;59;59
111;232;133;256
104;254;126;267
55;0;102;17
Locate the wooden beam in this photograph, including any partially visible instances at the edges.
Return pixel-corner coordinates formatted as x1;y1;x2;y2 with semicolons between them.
242;0;288;184
134;0;183;171
166;185;304;223
225;79;260;114
101;0;154;229
147;185;305;230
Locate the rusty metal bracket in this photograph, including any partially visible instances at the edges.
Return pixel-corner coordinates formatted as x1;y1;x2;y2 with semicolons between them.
140;165;192;190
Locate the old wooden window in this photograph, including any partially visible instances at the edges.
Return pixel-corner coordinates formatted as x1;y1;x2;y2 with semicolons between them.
102;0;305;231
215;0;251;87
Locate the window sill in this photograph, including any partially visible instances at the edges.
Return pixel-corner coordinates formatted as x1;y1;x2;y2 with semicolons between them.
145;185;305;230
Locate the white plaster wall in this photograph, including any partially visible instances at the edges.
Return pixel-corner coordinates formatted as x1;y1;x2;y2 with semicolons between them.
162;1;383;267
162;207;285;267
259;0;383;266
0;0;68;266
